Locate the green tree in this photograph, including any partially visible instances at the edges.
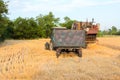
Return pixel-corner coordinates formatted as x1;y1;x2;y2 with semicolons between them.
108;29;112;35
36;14;46;38
36;12;59;38
64;16;70;22
13;17;39;39
60;16;75;29
102;30;108;35
4;20;14;39
0;0;8;41
111;26;117;35
97;30;104;37
27;18;38;38
12;12;60;39
117;29;120;35
107;26;118;35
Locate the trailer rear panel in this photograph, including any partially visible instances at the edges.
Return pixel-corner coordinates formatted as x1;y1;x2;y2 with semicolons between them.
51;30;86;48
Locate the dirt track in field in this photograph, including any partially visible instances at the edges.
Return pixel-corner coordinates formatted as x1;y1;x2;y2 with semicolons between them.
0;37;120;80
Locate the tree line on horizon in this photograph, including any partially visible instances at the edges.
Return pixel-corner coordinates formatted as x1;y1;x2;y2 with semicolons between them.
0;0;120;42
97;26;120;37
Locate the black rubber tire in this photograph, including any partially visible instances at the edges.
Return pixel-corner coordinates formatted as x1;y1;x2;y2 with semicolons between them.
56;48;61;58
56;52;59;58
78;49;82;57
45;42;50;50
49;42;53;51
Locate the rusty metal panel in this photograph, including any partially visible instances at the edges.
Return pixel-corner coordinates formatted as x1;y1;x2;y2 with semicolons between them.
51;30;86;48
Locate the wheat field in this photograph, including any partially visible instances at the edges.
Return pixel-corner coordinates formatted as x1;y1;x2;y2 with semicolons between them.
0;37;120;80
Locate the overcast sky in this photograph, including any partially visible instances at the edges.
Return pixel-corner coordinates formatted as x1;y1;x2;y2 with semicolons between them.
5;0;120;30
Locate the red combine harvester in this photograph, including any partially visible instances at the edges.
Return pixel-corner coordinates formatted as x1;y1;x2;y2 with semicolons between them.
71;18;100;43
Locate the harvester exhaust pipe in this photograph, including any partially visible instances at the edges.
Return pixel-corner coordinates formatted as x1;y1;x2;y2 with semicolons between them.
92;18;94;23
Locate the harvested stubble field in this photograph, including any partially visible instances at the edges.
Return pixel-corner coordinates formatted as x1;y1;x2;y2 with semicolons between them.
0;37;120;80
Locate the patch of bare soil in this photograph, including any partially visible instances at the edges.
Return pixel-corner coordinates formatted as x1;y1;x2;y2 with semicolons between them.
0;37;120;80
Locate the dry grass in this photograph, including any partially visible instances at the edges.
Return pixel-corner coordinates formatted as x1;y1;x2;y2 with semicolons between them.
0;37;120;80
98;37;120;50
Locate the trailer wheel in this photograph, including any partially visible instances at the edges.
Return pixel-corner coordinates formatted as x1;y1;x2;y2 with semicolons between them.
45;42;50;50
49;42;53;50
56;48;61;58
78;48;82;57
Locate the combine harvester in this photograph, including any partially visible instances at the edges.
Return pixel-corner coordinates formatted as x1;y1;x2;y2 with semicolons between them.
72;18;100;43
